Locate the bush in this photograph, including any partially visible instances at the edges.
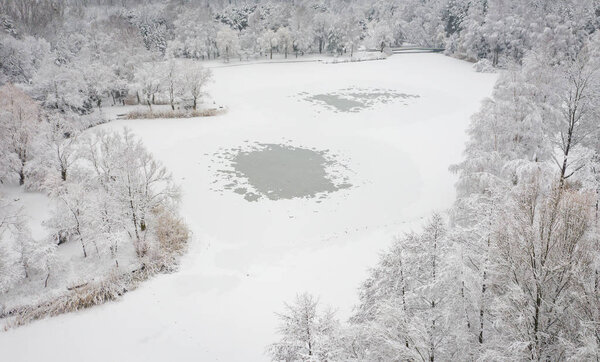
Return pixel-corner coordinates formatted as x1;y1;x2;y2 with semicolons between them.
155;210;189;256
126;108;225;119
6;272;128;329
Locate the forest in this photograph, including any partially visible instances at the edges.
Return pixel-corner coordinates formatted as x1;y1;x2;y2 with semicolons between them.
1;0;600;361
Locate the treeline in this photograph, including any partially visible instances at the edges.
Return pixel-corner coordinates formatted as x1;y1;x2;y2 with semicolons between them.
1;0;599;113
268;15;600;362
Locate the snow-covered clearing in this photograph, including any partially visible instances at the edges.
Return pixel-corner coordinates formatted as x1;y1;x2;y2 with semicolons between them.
1;54;496;361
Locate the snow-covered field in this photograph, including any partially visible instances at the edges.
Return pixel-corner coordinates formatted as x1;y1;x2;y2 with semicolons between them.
0;54;496;361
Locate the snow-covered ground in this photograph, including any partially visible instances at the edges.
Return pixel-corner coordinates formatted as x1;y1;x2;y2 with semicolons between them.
0;54;496;361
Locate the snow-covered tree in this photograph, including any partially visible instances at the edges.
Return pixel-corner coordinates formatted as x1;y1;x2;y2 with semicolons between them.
180;64;212;111
162;59;183;111
0;192;54;291
216;27;241;62
490;180;594;359
0;34;50;84
368;20;395;52
0;194;32;291
47;182;100;259
83;128;179;258
134;63;162;111
258;29;278;60
31;61;91;114
0;83;40;185
276;27;292;58
351;214;455;361
268;293;341;361
26;111;81;189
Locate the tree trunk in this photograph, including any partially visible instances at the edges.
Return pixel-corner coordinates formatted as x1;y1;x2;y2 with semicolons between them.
79;234;87;258
479;272;486;344
170;85;175;111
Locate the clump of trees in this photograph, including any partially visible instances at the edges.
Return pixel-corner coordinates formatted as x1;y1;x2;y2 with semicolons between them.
2;0;598;106
0;81;189;320
269;27;600;362
133;60;213;112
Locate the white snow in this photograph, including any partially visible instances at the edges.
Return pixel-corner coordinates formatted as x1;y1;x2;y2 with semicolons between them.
0;54;496;361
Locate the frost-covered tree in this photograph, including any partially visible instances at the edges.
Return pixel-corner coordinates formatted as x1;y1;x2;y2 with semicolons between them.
134;63;162;111
268;293;341;361
31;61;91;114
0;192;53;291
312;13;330;55
181;64;212;111
490;179;594;359
162;59;183;111
47;182;99;259
258;29;278;60
0;194;31;291
546;43;600;186
170;8;219;60
0;34;50;85
27;111;81;189
368;20;395;52
350;214;455;361
83;129;179;258
276;27;292;58
0;83;40;185
216;27;241;62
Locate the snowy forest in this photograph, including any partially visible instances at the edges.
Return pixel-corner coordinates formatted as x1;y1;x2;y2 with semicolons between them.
1;0;600;361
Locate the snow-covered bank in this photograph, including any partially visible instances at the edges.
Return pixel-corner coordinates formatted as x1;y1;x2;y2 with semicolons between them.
0;54;496;361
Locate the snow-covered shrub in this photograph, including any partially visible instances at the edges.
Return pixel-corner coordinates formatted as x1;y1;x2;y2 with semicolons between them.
151;207;190;269
155;208;189;256
473;58;496;73
8;271;127;328
125;108;224;120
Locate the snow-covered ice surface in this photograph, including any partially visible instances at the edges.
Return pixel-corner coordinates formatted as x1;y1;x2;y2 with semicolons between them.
0;54;496;361
211;142;353;202
299;87;419;113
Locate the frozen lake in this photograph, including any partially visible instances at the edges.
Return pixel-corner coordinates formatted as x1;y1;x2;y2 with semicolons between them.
0;54;497;362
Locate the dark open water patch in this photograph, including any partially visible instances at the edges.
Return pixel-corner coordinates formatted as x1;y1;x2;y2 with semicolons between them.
211;143;352;202
299;88;420;113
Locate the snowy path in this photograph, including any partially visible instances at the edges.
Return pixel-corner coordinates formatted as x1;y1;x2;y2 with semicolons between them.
0;54;496;362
